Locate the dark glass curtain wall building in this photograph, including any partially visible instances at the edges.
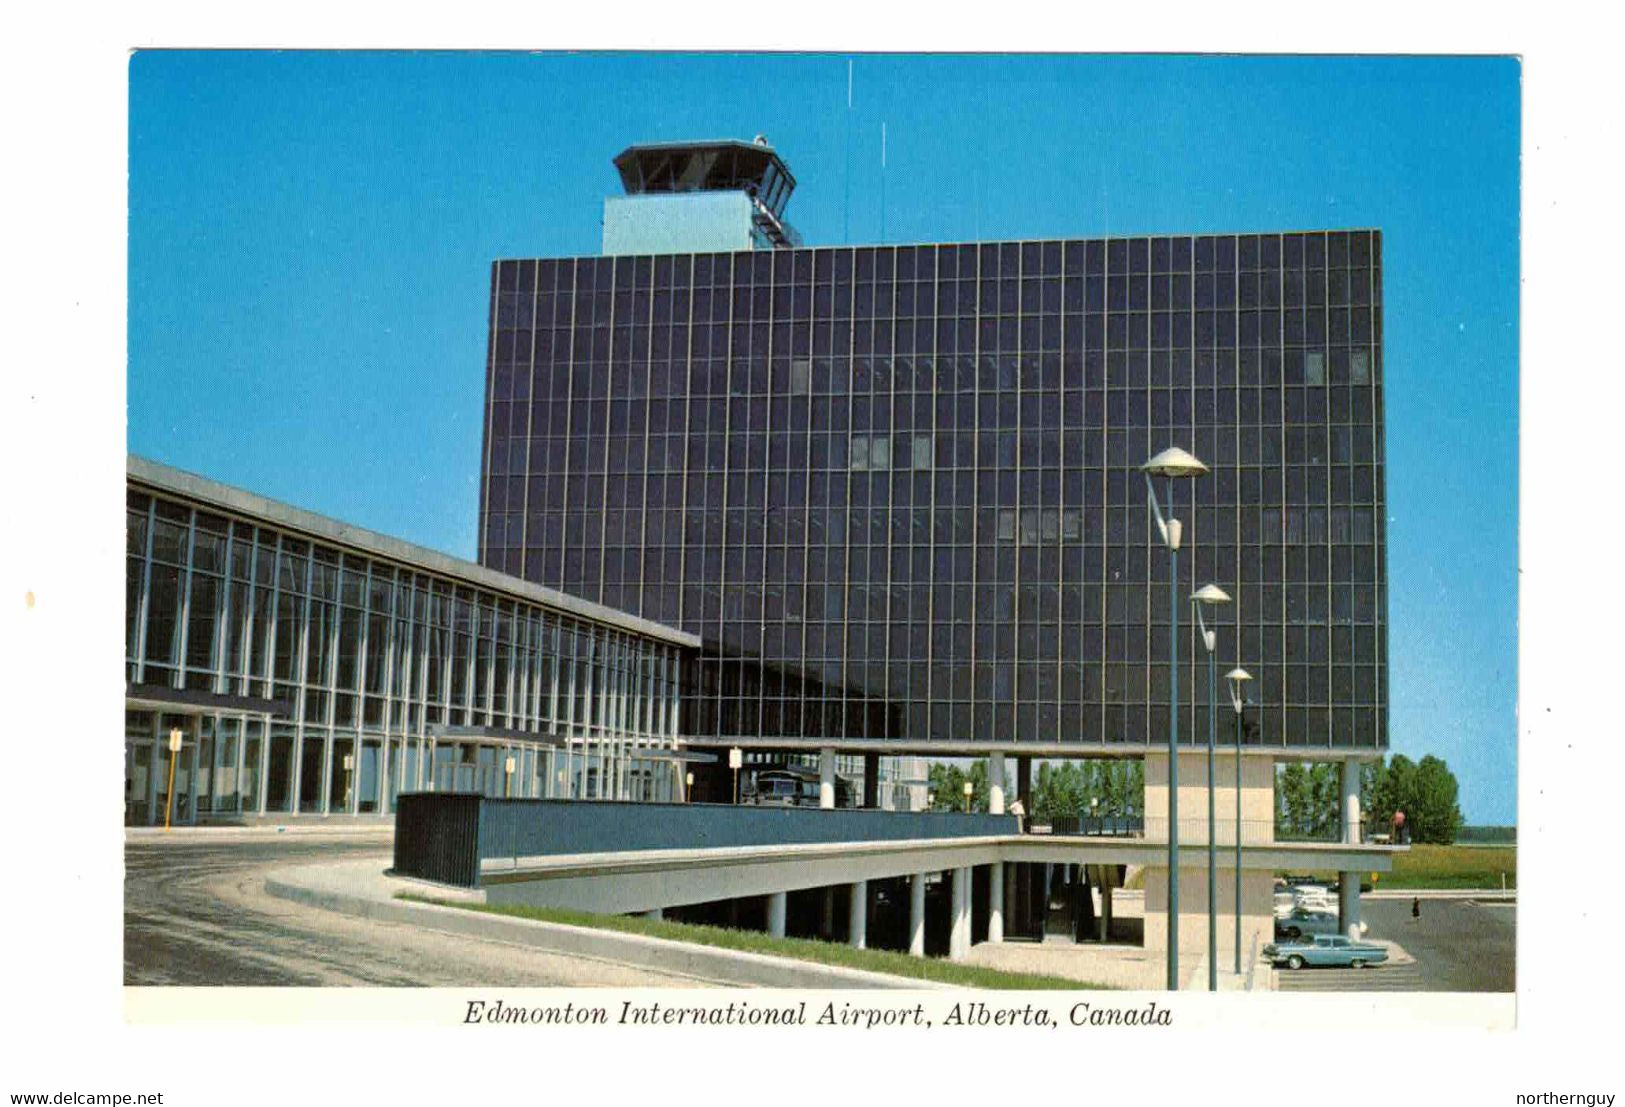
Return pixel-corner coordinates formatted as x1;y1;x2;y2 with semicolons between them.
478;229;1386;756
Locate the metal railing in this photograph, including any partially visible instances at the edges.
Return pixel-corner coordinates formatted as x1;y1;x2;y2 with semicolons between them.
1138;818;1294;846
1042;815;1145;838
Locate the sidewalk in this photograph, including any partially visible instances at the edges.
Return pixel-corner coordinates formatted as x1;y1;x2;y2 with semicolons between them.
127;822;395;841
1364;888;1515;901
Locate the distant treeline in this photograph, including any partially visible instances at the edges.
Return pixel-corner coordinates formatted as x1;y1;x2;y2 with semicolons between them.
1457;825;1517;844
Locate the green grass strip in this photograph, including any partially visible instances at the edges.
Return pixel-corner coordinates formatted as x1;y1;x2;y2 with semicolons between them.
1285;844;1518;890
398;893;1107;990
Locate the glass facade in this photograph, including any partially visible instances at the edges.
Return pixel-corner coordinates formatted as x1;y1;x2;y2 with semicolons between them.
125;470;689;823
479;231;1386;752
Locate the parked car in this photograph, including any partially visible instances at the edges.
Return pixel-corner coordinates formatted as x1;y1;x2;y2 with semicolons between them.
1275;908;1341;940
1264;934;1390;970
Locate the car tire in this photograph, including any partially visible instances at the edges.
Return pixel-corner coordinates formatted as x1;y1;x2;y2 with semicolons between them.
1286;955;1305;970
1350;959;1365;969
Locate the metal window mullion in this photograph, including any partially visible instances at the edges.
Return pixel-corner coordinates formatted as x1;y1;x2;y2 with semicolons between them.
1322;236;1334;747
517;261;542;562
478;267;498;564
321;560;340;816
675;255;694;626
351;561;372;815
967;244;981;735
241;536;260;694
840;252;855;736
289;548;313;813
715;255;734;724
174;508;197;688
635;260;655;614
1011;245;1023;745
596;263;618;598
215;526;234;693
881;248;897;737
924;247;939;735
134;498;156;684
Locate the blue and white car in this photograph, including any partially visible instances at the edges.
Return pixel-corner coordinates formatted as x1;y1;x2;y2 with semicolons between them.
1264;934;1390;970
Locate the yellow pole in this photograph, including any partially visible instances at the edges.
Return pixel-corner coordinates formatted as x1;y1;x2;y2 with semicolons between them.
163;732;179;832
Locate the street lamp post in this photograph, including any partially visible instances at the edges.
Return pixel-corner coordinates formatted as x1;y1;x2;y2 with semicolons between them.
163;727;183;832
1226;667;1253;976
1141;446;1208;991
1192;584;1232;992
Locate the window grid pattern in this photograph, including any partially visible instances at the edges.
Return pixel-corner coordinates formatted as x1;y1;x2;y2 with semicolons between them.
480;231;1385;750
127;486;685;817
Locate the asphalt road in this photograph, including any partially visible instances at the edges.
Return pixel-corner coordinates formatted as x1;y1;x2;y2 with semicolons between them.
1275;896;1516;992
124;835;702;987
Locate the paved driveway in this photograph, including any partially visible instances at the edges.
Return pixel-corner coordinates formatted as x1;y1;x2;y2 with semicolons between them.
1276;896;1515;992
124;834;702;987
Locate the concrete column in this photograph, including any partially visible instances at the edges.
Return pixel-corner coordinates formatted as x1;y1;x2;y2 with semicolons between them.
863;753;880;808
1340;872;1362;939
909;873;927;957
821;886;836;938
642;907;663;921
1016;756;1033;811
1342;759;1362;844
1102;882;1114;943
848;880;868;949
766;892;787;938
949;866;972;960
1004;863;1017;939
818;747;836;809
988;752;1006;814
988;861;1005;943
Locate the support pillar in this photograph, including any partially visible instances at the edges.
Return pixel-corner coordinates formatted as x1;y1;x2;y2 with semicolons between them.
1342;759;1362;844
1102;882;1114;943
863;753;880;808
642;907;663;921
1004;863;1017;940
766;892;787;938
1016;755;1032;812
909;873;927;957
988;861;1005;943
821;886;836;938
818;747;836;809
949;866;972;960
1340;872;1362;939
988;752;1006;815
848;880;868;949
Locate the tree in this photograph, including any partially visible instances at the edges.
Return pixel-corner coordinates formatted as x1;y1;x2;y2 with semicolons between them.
1362;753;1464;844
1276;762;1340;840
924;759;1010;813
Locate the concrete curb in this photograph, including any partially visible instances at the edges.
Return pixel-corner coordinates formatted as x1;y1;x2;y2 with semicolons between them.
129;824;394;840
1365;889;1516;901
264;866;950;990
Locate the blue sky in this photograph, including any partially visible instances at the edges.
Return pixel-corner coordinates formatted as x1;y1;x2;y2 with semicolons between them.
127;52;1519;823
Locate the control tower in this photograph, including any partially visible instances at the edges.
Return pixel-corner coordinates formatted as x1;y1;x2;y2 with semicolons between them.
602;137;801;256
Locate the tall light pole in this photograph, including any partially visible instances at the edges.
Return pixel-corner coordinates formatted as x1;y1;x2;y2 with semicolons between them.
1226;667;1253;976
1192;583;1232;992
1141;445;1208;990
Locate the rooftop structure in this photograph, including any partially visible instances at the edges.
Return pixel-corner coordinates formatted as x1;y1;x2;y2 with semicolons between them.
603;137;801;255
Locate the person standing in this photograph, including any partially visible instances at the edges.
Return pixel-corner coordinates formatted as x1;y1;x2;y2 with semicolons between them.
1411;896;1421;922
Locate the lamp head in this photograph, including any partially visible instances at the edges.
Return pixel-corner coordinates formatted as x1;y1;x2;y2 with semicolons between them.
1140;446;1209;479
1191;584;1232;605
1225;667;1253;714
